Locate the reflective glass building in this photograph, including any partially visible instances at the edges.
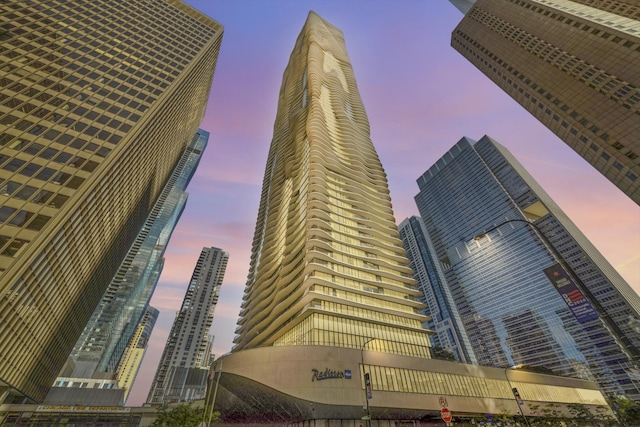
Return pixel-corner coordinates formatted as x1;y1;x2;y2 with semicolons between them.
414;135;640;399
116;306;159;402
451;0;640;203
0;1;222;402
398;216;476;364
65;129;209;380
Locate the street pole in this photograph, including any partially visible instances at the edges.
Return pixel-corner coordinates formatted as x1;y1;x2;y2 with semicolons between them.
208;358;223;425
361;338;376;427
505;368;531;427
200;358;223;427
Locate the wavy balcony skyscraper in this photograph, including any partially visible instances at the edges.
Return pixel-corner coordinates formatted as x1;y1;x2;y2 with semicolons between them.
233;11;432;358
211;13;612;424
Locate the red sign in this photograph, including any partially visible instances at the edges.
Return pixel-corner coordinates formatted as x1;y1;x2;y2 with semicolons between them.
441;407;452;423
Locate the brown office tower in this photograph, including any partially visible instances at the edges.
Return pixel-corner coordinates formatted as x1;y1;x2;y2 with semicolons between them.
0;1;222;402
451;0;640;204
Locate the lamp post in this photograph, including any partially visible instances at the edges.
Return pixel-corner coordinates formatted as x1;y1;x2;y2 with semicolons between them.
504;367;532;427
473;218;639;364
361;338;376;427
200;357;223;427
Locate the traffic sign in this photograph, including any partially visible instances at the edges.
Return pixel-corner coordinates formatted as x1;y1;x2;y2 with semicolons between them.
439;396;448;408
441;407;452;423
512;387;524;405
365;373;372;400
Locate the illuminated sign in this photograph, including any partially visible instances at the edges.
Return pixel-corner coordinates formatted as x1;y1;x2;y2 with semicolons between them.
543;264;598;324
312;368;351;381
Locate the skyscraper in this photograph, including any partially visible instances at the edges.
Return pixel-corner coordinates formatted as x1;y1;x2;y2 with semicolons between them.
56;129;208;396
450;0;640;203
449;0;475;14
116;307;159;402
414;134;640;399
233;11;432;358
49;306;160;406
147;247;228;405
398;216;476;364
209;13;614;424
0;1;222;402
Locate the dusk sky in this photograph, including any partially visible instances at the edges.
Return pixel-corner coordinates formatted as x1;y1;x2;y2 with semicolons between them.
127;0;640;405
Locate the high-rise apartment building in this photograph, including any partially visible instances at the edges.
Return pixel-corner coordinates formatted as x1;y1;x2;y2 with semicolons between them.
147;247;228;405
232;11;432;358
398;216;476;364
450;0;640;203
414;135;640;399
209;13;613;424
52;129;208;401
0;1;222;402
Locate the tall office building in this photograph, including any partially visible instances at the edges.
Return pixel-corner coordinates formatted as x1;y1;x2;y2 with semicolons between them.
414;135;640;399
116;307;159;402
47;307;159;406
53;129;208;397
0;1;222;402
233;11;432;358
398;216;476;364
147;247;228;405
451;0;640;203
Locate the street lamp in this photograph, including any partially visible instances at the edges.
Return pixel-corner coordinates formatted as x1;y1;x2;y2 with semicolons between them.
200;357;224;427
361;338;376;427
473;218;639;364
504;367;532;427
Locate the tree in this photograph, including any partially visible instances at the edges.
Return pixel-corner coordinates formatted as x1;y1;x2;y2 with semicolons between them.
535;402;566;427
567;402;597;426
151;402;218;427
430;346;457;362
611;394;640;426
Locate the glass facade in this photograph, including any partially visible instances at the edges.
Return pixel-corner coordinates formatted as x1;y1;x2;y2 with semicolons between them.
398;216;476;364
0;1;222;402
69;129;208;378
116;306;158;401
452;0;640;203
362;363;606;405
414;135;640;399
209;344;613;423
233;12;432;358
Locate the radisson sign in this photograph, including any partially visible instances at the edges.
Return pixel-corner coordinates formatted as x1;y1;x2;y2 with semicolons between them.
312;368;352;381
